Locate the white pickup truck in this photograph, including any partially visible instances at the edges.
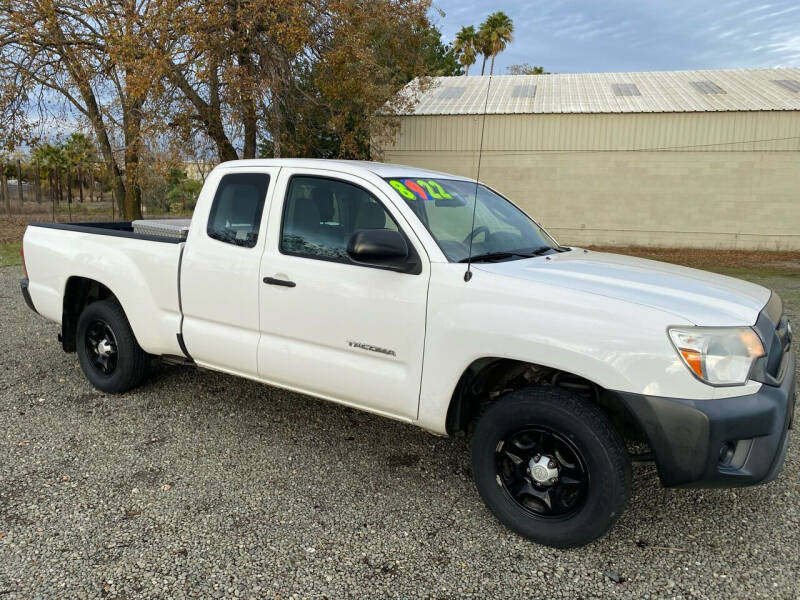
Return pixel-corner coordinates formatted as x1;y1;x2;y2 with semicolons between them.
20;159;795;547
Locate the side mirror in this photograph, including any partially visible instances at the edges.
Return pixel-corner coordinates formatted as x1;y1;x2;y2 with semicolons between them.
347;229;415;272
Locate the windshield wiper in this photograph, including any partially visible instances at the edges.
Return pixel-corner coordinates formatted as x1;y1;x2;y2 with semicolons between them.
525;246;555;256
459;251;516;263
458;247;553;263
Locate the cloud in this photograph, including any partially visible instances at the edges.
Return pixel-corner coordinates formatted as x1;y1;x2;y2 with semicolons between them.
433;0;800;72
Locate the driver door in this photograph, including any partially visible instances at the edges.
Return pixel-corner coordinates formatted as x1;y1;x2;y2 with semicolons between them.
257;169;430;420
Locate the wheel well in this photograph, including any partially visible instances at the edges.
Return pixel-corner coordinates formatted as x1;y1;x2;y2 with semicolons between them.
445;358;647;445
61;277;116;352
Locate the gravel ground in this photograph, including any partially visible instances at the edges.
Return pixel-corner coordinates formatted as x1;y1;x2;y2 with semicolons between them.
1;264;798;600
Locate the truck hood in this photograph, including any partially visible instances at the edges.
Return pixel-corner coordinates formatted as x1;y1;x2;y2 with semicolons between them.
475;249;770;326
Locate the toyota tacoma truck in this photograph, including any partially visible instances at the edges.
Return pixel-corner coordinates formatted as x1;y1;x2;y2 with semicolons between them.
20;159;795;548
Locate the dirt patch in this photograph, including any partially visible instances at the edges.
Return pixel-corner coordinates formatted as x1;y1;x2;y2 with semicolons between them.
129;467;164;488
1;210;183;244
1;216;38;245
586;245;800;273
0;213;116;244
387;453;420;468
73;392;103;405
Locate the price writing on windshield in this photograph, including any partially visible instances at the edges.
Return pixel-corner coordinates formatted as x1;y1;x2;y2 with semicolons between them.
388;179;453;201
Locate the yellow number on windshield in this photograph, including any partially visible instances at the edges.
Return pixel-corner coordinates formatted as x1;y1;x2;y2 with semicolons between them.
427;180;452;199
389;180;416;200
417;180;440;199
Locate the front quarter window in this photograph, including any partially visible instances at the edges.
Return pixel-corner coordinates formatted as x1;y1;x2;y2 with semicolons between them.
384;177;558;262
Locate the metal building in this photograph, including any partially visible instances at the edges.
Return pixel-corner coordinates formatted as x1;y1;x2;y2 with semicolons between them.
375;68;800;250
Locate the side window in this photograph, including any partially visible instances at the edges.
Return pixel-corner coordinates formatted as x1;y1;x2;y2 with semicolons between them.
207;173;270;248
280;176;399;263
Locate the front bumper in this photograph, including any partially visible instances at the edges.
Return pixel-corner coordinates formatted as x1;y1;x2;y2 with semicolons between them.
618;348;795;488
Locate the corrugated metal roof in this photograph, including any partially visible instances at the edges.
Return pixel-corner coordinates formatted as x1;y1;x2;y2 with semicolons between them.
397;68;800;115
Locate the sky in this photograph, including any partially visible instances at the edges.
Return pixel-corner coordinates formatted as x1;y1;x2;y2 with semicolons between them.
431;0;800;74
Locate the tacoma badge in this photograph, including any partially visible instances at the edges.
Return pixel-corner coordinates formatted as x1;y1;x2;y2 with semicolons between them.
347;341;396;357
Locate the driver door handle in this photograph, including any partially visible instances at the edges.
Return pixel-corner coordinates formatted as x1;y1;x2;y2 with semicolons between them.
263;277;296;288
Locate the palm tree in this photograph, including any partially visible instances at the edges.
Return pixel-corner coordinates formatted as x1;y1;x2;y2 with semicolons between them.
33;144;66;206
454;26;478;76
63;132;96;203
477;27;491;76
478;12;514;76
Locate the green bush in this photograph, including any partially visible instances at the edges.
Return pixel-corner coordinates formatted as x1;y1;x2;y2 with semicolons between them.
165;168;202;211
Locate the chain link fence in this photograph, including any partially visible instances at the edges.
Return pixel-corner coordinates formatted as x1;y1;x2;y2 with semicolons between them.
1;159;206;221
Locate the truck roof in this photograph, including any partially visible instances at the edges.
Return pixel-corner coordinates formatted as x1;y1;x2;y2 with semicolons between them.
215;158;475;182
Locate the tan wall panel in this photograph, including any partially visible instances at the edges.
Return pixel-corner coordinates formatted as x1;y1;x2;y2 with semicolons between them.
383;112;800;153
382;150;800;250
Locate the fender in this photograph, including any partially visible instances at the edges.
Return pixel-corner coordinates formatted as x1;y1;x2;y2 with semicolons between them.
416;263;762;434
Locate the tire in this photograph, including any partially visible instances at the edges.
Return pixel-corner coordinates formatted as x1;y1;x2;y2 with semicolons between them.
76;298;150;394
471;386;630;548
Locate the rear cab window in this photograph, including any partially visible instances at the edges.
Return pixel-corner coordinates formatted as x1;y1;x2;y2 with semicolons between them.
207;173;271;248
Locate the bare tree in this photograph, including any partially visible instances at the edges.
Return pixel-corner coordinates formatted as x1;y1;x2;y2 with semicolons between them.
15;157;23;208
0;0;165;219
0;161;10;215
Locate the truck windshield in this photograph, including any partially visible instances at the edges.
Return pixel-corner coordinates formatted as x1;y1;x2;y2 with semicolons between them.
384;177;559;262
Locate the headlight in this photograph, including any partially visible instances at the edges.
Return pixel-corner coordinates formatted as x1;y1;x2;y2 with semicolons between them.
668;327;765;386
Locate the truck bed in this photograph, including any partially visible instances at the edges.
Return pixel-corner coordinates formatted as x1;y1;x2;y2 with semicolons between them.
28;221;187;244
23;221;186;356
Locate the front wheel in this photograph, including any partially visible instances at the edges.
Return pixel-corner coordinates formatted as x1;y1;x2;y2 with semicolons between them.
76;299;150;394
471;386;630;548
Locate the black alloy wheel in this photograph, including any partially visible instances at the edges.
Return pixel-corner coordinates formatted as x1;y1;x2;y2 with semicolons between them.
76;299;150;394
471;386;630;548
496;426;588;518
84;319;119;375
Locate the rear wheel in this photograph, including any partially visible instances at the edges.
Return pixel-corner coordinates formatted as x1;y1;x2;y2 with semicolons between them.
471;386;630;548
76;299;150;394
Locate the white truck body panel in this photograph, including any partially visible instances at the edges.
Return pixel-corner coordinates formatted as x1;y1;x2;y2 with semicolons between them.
180;166;281;375
255;167;430;420
22;226;183;356
416;262;763;433
21;158;772;436
481;250;769;327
